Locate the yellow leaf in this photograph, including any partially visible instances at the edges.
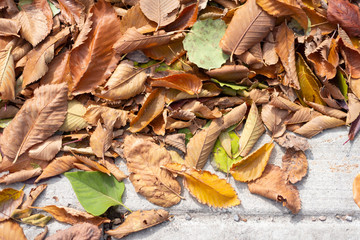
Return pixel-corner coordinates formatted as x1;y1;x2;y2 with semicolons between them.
21;213;51;227
230;142;274;182
0;188;24;221
164;163;241;208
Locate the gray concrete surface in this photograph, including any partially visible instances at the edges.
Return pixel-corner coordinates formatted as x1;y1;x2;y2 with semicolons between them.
3;126;360;239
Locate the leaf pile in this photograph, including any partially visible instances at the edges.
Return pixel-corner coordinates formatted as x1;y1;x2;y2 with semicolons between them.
0;0;360;238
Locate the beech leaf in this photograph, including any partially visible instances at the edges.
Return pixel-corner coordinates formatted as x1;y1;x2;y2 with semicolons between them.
35;156;78;183
0;168;42;185
282;148;308;184
150;73;202;95
261;104;288;138
0;48;15;101
353;173;360;208
294;115;345;138
46;223;101;240
90;120;113;160
28;135;62;161
65;171;125;216
59;100;88;132
139;0;180;29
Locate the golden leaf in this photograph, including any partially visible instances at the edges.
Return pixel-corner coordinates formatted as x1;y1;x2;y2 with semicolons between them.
59;100;88;132
0;188;24;221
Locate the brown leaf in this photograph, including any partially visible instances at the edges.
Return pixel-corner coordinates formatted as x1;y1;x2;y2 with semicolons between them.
220;0;275;59
69;0;122;94
304;100;347;119
0;187;24;221
261;104;288;137
0;105;18;119
150;73;202;95
99;157;127;181
239;102;265;157
248;164;301;214
22;184;47;209
282;148;308;184
163;133;186;153
0;83;68;162
181;101;222;119
90;120;113;160
106;209;169;239
0;19;20;37
338;38;360;79
353;173;360;208
185;118;223;169
206;64;251;82
28;135;62;161
34;205;110;226
139;0;180;29
35;156;78;183
263;31;278;65
0;48;15;101
274;132;310;151
256;0;308;30
16;3;49;46
222;102;247;129
294;115;345;138
0;220;27;240
119;3;156;34
33;0;53;36
72;153;111;175
165;3;198;31
123;135;181;207
249;89;270;104
95;60;147;101
231;142;274;182
83;105;128;129
57;0;85;26
34;226;48;240
269;95;302;112
284;107;320;125
164;163;241;208
0;168;42;185
46;223;101;240
130;88;165;133
327;0;360;38
346;93;360;125
275;22;299;90
143;39;186;64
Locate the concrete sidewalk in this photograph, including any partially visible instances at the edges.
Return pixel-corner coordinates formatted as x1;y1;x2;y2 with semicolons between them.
8;126;360;239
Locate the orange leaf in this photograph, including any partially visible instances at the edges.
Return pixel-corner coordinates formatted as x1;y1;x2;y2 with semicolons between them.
119;4;156;34
71;153;111;175
0;220;26;240
165;3;198;31
353;173;360;208
150;73;202;95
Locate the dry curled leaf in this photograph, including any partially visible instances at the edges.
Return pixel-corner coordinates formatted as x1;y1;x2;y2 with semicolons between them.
106;209;169;239
46;223;101;240
123;135;181;207
0;48;15;101
119;3;156;34
304;100;347;120
35;156;78;183
231;142;274;182
274;132;310;151
22;184;47;209
83;105;128;129
353;173;360;208
0;168;42;185
90;120;113;160
282;148;308;184
248;164;301;214
72;153;111;175
149;73;202;95
294;115;345;138
0;187;24;221
28;135;62;161
99;157;127;181
261;104;288;137
0;83;68;162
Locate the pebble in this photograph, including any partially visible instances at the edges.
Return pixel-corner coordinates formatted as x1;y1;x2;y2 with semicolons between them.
311;217;317;221
319;216;327;221
185;214;192;221
233;214;240;222
345;215;353;222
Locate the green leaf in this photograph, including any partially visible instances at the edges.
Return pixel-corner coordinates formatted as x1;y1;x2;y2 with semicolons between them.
183;19;229;70
212;131;242;173
336;70;348;101
65;171;126;216
211;79;248;91
48;0;60;16
178;128;193;144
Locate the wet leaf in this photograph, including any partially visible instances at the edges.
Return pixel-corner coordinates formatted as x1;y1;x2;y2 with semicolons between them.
0;187;24;221
294;115;345;138
282;148;308;184
0;220;27;240
65;171;125;216
106;209;169;239
0;48;15;101
139;0;180;29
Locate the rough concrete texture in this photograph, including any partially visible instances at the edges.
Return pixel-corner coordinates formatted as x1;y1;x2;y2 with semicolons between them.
2;126;360;239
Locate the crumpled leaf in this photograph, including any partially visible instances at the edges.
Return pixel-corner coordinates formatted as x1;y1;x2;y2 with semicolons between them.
46;223;101;240
231;142;274;182
261;104;288;138
222;102;247;129
33;205;110;226
0;187;24;221
304;100;347;119
106;209;169;239
83;105;128;129
164;163;241;208
21;184;47;209
183;18;229;70
353;173;360;208
150;73;202;95
35;156;78;183
65;171;125;216
274;132;310;151
28;135;62;161
56;0;85;26
239;102;265;157
294;115;345;138
90;120;113;160
71;153;110;175
282;148;308;184
206;65;251;82
181;101;222;119
338;38;360;79
0;168;42;185
220;0;275;60
0;220;27;240
139;0;179;29
21;213;51;227
0;83;68;162
0;48;15;101
270;95;302;112
119;3;156;34
123;135;181;207
59;100;88;132
248;164;301;214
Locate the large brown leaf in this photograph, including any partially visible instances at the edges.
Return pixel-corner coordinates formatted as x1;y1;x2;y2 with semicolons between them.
69;0;122;94
28;135;62;161
0;83;68;162
119;3;156;34
0;168;42;185
46;223;101;240
261;104;288;138
220;0;275;59
139;0;180;29
248;164;301;214
294;115;345;138
89;120;113;160
338;38;360;79
0;19;20;37
0;220;27;240
0;48;15;101
123;135;181;207
57;0;85;26
106;209;169;239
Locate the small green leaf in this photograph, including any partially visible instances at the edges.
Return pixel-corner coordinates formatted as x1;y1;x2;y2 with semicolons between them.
336;70;348;101
183;19;229;70
65;171;126;216
48;0;60;16
0;118;12;128
211;79;248;91
178;128;193;144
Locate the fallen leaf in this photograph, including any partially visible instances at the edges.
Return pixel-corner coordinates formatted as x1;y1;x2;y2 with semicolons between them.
0;83;68;162
346;93;360;125
143;39;186;64
59;100;88;132
22;184;47;209
0;187;24;221
231;142;274;182
28;135;62;161
274;132;310;151
338;39;360;79
269;95;302;111
65;171;125;216
261;104;288;137
0;105;18;119
248;164;301;214
294;115;345;138
35;156;78;183
353;173;360;208
90;120;113;160
34;226;48;240
181;101;222;119
249;89;270;104
220;0;275;59
348;115;360;141
222;102;247;129
183;18;229;70
263;32;278;65
163;133;186;153
106;209;169;239
164;163;241;208
119;3;156;34
282;148;308;184
21;213;51;227
83;105;128;129
239;102;265;157
206;65;251;82
99;157;127;182
34;205;110;226
284;107;320;125
149;73;202;95
46;223;101;240
304;100;347;119
123;135;181;207
139;0;180;29
0;220;27;240
72;153;110;175
0;48;15;101
165;3;198;31
0;168;42;185
0;19;20;37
